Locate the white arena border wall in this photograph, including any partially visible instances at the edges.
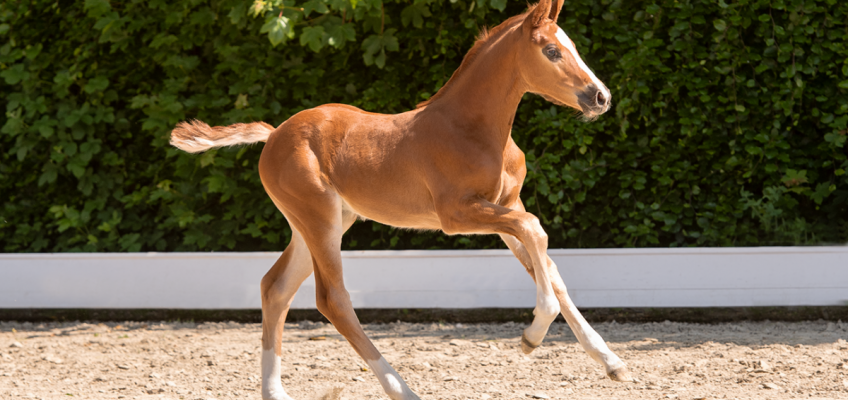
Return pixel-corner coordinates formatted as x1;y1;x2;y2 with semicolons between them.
0;247;846;309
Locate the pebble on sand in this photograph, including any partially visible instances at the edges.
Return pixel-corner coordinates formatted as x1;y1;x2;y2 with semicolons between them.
9;341;22;348
42;354;63;364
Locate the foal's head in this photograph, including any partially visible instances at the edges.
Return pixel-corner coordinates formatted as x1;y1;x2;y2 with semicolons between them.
517;0;611;120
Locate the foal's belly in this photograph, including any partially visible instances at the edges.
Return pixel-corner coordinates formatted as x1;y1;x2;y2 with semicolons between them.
338;191;443;231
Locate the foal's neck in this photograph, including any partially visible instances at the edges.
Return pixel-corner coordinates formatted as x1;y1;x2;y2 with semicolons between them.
423;30;526;149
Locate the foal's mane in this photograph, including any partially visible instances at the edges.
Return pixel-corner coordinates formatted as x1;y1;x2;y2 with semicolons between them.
415;9;531;109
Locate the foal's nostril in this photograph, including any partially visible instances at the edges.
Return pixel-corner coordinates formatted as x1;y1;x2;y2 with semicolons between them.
596;91;607;107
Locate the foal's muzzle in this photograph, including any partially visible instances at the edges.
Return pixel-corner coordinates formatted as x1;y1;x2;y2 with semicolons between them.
577;83;611;118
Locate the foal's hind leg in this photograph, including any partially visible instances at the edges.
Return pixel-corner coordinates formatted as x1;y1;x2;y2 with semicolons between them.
286;195;420;400
260;213;359;400
499;233;632;382
260;228;313;400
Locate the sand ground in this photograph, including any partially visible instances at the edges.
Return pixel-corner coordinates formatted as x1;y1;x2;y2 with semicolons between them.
2;320;848;400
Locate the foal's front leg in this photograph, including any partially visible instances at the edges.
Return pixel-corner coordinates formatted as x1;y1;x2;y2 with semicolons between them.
500;233;633;382
437;199;561;359
548;259;633;381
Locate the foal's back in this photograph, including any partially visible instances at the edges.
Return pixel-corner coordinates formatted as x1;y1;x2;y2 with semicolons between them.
259;103;449;229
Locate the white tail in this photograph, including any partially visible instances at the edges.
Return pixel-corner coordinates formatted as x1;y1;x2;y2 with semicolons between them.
170;119;275;153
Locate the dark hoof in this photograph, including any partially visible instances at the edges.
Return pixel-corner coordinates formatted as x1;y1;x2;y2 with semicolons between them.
520;333;539;354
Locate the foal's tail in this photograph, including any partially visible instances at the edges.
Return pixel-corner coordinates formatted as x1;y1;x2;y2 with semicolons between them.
170;119;275;153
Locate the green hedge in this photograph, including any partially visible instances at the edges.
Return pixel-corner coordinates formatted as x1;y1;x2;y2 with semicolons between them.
1;0;846;252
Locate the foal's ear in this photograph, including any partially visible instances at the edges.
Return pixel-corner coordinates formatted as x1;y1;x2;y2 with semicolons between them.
527;0;553;27
548;0;563;22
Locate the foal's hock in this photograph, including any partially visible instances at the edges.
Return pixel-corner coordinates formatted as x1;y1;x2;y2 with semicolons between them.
170;0;627;399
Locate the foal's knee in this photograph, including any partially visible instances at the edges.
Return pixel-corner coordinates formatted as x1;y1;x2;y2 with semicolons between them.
260;274;281;303
315;285;352;321
516;214;548;248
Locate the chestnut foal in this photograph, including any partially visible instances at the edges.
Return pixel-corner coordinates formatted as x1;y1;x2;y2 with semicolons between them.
171;0;631;398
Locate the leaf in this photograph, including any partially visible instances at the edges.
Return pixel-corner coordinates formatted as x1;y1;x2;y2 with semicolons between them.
1;64;29;85
809;182;832;205
190;7;217;26
326;0;350;11
24;44;42;60
300;26;326;52
713;19;726;31
228;6;245;24
67;160;87;178
382;28;399;51
489;0;507;12
119;233;142;252
32;117;57;138
234;93;249;109
362;36;379;65
325;24;356;49
83;0;111;18
38;168;58;187
781;169;808;187
302;0;329;17
199;151;215;168
262;15;293;46
361;29;398;68
93;13;119;32
375;48;386;68
401;4;431;28
150;33;178;49
824;132;846;148
84;76;110;94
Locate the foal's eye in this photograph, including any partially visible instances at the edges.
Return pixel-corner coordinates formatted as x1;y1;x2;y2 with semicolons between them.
543;44;561;61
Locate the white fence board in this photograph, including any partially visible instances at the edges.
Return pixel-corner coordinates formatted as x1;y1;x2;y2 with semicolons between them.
0;247;845;309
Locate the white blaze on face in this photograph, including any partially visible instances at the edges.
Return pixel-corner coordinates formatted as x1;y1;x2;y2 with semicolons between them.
554;27;611;102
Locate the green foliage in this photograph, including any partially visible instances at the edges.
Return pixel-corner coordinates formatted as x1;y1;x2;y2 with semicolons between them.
1;0;847;253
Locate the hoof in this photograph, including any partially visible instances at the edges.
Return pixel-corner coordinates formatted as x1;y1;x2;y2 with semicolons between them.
606;365;634;382
520;333;539;354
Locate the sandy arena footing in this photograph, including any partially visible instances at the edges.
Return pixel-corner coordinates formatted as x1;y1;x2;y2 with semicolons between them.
2;320;848;399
